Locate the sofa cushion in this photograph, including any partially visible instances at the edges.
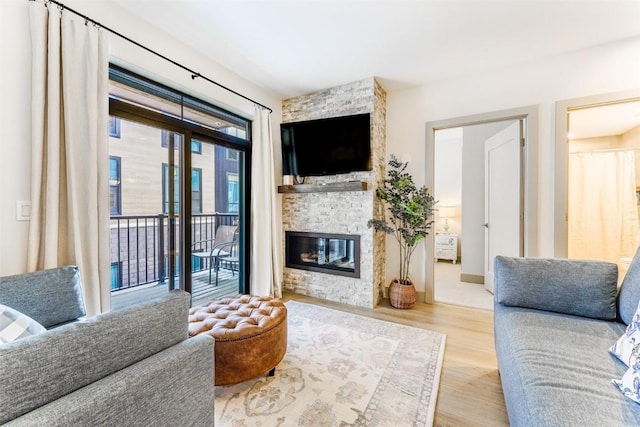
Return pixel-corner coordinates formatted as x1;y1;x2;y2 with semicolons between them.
618;247;640;325
0;304;46;344
494;256;618;320
610;301;640;366
0;266;85;328
494;304;640;426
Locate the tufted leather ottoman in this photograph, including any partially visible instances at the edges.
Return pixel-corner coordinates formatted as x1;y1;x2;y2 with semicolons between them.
188;295;287;386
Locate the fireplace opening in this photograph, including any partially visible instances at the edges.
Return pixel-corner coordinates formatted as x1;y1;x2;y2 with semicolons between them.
285;231;360;278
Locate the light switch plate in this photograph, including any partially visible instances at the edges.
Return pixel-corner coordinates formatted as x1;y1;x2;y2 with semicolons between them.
16;201;31;221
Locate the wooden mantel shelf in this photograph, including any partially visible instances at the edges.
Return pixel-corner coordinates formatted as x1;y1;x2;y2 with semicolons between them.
277;181;368;194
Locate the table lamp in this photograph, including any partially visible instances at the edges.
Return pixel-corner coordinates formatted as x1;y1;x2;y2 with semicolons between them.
439;206;456;233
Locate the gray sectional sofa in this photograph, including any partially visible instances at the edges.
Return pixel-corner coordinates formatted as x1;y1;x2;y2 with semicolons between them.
0;266;215;426
494;254;640;426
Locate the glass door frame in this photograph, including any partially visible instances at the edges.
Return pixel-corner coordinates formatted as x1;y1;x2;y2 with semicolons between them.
191;132;251;295
109;98;252;296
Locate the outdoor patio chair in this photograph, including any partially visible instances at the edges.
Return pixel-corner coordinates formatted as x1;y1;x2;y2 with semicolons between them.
192;225;238;285
211;238;240;287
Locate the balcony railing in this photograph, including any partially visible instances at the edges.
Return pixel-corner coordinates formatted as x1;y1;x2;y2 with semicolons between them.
110;213;239;291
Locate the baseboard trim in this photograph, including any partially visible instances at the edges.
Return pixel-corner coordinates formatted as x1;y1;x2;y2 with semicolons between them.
460;274;484;284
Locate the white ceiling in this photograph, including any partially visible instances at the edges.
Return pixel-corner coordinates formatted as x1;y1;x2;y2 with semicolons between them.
113;0;640;99
111;0;640;138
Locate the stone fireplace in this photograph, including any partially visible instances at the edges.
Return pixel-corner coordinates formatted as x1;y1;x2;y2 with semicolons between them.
280;78;386;308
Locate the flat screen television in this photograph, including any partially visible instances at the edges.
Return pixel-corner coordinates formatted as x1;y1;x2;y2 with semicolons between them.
281;113;371;177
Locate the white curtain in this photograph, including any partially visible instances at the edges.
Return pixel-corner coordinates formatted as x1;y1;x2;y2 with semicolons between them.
568;150;640;263
250;106;283;297
28;3;110;315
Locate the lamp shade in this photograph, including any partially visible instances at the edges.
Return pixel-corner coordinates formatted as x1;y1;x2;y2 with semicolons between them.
438;206;456;218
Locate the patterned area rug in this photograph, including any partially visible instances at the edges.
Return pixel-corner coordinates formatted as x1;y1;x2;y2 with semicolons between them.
215;301;446;426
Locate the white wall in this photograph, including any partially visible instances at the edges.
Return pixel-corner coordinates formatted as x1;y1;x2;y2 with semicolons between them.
0;1;31;276
0;0;282;276
387;36;640;294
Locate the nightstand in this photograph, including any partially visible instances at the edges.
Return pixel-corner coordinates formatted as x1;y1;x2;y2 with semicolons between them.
435;234;458;263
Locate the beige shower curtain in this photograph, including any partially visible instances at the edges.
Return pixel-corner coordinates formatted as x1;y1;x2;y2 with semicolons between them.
568;150;639;263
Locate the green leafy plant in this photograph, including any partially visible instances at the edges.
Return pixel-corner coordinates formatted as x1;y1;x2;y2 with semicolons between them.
368;155;436;285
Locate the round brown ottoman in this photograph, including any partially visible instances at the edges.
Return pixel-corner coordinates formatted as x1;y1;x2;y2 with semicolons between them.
188;295;287;386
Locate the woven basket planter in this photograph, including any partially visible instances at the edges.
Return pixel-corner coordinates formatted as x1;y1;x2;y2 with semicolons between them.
388;279;417;309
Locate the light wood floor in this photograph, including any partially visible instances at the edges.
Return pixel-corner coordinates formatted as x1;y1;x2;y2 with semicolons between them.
281;293;509;427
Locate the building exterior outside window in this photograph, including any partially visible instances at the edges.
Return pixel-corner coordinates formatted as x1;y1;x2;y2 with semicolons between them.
109;156;121;215
226;147;239;161
227;173;239;213
162;165;203;214
109;116;121;138
161;131;202;154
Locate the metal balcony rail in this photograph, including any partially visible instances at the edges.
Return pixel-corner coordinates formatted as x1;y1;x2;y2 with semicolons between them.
109;212;239;291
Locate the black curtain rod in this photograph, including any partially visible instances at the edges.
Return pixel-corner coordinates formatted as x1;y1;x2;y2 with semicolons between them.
40;0;273;113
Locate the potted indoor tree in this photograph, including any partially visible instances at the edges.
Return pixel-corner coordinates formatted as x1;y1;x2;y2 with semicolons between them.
368;155;436;309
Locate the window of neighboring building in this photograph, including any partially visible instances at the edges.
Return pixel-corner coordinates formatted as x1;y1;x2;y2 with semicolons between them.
162;165;203;214
162;163;179;214
226;148;239;161
109;156;121;215
191;255;202;272
227;173;239;213
109;116;121;138
192;168;202;214
110;262;122;290
160;132;203;155
191;140;202;154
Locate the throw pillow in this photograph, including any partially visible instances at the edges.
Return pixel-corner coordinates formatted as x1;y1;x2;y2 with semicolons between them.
613;362;640;405
611;301;640;366
0;304;46;344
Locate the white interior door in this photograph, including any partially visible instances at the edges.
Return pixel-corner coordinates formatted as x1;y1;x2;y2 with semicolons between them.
484;121;523;292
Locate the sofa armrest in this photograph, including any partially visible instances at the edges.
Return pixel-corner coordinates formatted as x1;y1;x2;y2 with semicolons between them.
4;335;215;427
0;290;190;424
494;256;618;320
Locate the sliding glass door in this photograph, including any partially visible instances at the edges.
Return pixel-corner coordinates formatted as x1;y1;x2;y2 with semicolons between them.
108;66;251;309
189;140;247;306
108;117;185;309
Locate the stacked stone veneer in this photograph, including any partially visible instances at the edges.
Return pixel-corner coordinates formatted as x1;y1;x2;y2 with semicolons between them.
281;78;386;308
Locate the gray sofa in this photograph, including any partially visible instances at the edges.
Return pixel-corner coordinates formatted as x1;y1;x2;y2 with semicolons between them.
0;266;215;426
494;253;640;426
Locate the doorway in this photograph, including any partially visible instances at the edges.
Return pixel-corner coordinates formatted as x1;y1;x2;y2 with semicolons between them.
425;105;539;304
433;120;520;309
554;89;640;258
563;98;640;281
